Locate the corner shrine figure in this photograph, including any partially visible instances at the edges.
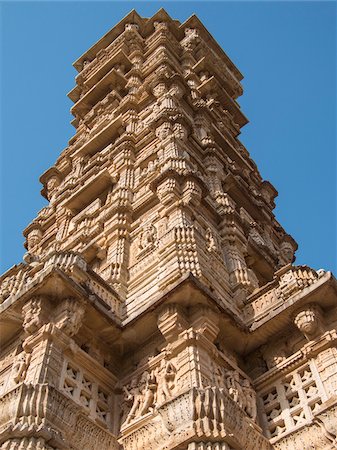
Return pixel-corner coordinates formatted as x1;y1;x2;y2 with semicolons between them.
1;8;337;450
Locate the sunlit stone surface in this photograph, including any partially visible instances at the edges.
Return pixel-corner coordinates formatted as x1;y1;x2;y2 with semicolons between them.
1;9;336;450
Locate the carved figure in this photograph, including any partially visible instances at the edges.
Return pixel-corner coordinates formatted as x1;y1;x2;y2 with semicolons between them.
12;352;31;383
22;296;47;334
139;371;157;416
241;379;257;421
123;370;157;425
55;298;85;337
206;228;217;253
139;224;157;251
123;377;143;425
225;369;243;407
27;228;43;251
156;359;176;403
46;176;60;201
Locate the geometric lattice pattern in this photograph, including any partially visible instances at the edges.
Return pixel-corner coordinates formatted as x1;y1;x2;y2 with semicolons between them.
61;360;112;428
260;360;327;439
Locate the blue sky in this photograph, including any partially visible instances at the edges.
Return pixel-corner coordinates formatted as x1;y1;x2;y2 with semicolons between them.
1;1;336;274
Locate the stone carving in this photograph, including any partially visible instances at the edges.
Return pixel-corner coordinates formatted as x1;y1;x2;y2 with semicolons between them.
138;224;157;253
123;371;157;426
22;296;49;334
11;352;31;384
225;369;244;407
26;227;43;252
1;9;336;450
54;298;85;337
181;28;200;52
188;443;232;450
155;359;176;404
293;303;324;341
205;228;218;253
279;240;295;266
241;379;257;421
212;364;257;421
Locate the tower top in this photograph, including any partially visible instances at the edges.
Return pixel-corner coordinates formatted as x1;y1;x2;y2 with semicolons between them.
5;8;297;320
73;8;243;82
0;11;336;450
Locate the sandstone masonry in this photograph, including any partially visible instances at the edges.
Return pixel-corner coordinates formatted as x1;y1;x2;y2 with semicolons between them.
1;9;337;450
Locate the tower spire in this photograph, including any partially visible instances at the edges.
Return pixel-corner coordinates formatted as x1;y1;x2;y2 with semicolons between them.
0;10;336;450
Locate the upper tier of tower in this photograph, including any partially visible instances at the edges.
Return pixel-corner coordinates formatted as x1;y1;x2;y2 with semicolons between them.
19;8;297;315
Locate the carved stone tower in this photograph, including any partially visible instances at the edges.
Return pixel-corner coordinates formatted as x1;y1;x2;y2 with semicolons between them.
1;9;337;450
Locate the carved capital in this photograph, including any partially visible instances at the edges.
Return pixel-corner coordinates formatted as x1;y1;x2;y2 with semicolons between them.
190;305;219;343
22;296;50;335
54;298;85;337
157;304;188;342
293;303;324;341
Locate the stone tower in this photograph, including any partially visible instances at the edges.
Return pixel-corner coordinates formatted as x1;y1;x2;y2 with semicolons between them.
1;9;336;450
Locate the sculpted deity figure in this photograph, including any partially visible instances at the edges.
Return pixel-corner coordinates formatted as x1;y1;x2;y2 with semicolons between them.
46;175;60;201
123;370;157;426
123;377;143;425
12;352;31;384
225;369;244;408
156;358;176;404
27;228;43;252
241;379;257;421
139;224;157;251
206;228;217;253
139;370;157;416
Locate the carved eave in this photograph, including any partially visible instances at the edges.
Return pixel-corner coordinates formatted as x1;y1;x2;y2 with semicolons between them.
61;168;116;212
73;9;184;73
120;272;248;356
69;51;132;103
71;114;123;157
73;9;144;72
0;265;122;349
39;166;63;200
243;271;337;353
193;56;243;99
142;8;182;40
211;127;256;174
180;14;244;82
71;69;127;117
223;173;269;221
197;76;248;128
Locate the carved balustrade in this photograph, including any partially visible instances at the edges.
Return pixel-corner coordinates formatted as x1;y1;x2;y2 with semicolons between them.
0;266;30;304
244;266;320;326
120;387;270;450
0;383;119;450
0;252;121;317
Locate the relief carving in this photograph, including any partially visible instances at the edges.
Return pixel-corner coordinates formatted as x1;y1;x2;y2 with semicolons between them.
22;296;49;334
138;224;158;254
11;352;31;384
155;359;176;405
293;303;324;341
54;298;85;337
123;370;157;426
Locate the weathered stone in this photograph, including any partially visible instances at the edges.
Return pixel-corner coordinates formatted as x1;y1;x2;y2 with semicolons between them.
1;8;336;450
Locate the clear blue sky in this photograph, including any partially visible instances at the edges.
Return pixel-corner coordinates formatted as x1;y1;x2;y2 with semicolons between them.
1;1;336;274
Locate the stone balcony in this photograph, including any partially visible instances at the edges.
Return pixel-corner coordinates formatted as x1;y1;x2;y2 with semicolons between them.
120;387;271;450
243;265;327;329
0;383;119;450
